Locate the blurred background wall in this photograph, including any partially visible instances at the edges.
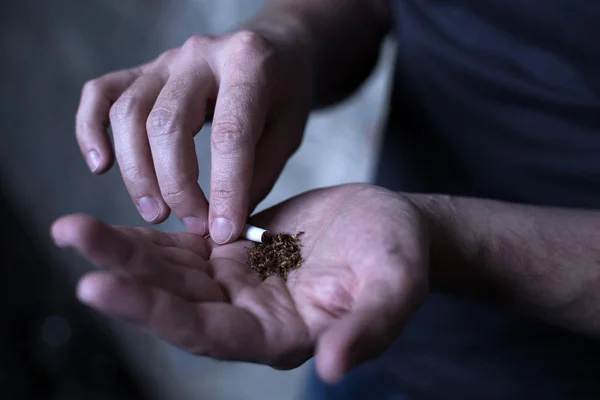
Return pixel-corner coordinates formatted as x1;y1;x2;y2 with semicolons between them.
0;0;394;398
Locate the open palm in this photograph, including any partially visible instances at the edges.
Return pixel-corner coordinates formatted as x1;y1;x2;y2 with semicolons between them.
51;184;429;382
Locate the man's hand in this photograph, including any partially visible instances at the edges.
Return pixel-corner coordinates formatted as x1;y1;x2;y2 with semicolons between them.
74;0;392;245
51;184;428;383
75;29;312;242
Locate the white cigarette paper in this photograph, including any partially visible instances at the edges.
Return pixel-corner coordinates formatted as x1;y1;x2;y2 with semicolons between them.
242;224;269;243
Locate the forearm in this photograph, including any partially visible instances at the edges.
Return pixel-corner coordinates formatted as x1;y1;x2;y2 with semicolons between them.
408;194;600;336
248;0;392;108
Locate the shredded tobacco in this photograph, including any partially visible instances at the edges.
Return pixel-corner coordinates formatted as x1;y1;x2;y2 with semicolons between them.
247;231;305;280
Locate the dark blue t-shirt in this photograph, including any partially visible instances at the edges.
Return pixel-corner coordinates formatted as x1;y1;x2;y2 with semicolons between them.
371;0;600;398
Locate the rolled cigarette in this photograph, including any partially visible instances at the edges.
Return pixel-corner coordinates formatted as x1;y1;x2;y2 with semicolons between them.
241;224;270;243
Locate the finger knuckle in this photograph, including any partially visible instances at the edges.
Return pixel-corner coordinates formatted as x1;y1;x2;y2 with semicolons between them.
147;107;180;137
82;78;103;96
212;184;238;202
161;186;186;206
110;94;141;121
226;79;261;97
231;30;271;56
182;34;214;53
226;32;275;83
156;48;179;63
210;121;249;154
160;179;196;206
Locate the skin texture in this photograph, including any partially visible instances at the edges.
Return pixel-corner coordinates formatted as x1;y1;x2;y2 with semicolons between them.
74;0;391;245
51;183;600;382
75;31;311;243
66;0;600;385
51;184;428;384
409;194;600;337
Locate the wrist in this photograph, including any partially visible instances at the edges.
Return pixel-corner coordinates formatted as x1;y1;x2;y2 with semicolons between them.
404;193;486;293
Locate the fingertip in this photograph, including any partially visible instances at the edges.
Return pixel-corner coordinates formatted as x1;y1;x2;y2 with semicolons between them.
315;310;383;385
51;214;133;267
315;352;345;385
183;217;208;236
209;217;235;244
77;271;150;322
50;218;67;246
77;271;114;306
315;328;350;385
148;207;171;225
85;148;114;174
86;149;101;173
162;187;209;235
208;187;251;244
51;213;99;247
137;197;170;224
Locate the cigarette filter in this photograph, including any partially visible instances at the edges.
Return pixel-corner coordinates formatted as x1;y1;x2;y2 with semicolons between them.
241;224;269;243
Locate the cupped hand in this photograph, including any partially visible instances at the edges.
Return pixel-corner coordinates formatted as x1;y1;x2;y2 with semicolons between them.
75;29;311;243
51;184;429;383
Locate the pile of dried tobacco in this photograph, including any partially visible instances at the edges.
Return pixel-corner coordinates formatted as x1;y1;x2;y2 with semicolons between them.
247;231;305;280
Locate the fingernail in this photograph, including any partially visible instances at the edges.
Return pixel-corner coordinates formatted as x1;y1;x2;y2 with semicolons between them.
210;218;233;244
137;197;160;222
87;150;100;172
184;217;207;235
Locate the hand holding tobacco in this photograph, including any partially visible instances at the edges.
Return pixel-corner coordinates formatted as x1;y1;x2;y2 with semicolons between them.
50;180;600;383
50;184;429;383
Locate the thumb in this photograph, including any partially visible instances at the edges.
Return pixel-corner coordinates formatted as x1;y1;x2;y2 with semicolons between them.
315;279;424;384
